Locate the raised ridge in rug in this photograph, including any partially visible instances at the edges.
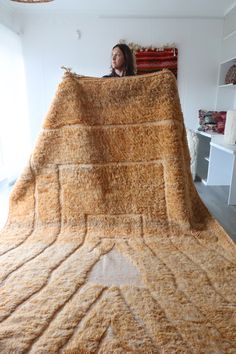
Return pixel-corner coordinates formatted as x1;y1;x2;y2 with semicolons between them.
0;70;235;353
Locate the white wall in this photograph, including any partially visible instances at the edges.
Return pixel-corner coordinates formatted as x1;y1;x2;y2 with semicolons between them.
0;3;13;30
0;2;20;33
17;12;223;143
0;23;30;182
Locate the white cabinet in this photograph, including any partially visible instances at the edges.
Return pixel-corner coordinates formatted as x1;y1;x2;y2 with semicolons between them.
196;131;236;205
195;131;212;183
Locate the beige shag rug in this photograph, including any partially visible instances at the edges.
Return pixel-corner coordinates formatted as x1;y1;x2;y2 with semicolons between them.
0;70;235;353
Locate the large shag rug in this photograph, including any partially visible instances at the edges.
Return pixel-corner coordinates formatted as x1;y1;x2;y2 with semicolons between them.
0;70;235;353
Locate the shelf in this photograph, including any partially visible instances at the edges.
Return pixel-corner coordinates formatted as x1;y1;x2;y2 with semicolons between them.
196;130;219;138
218;83;236;88
223;29;236;41
210;140;236;155
220;56;236;65
218;58;236;86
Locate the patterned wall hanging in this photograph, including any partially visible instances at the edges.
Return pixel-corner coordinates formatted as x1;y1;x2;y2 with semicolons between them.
135;47;178;77
120;40;178;78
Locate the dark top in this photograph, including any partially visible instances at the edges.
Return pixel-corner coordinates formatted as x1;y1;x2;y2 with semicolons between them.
103;71;122;78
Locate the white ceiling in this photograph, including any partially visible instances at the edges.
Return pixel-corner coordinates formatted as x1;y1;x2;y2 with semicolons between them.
1;0;236;18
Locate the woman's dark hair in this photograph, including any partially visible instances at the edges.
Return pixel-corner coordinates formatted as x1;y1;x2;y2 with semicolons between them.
112;43;136;76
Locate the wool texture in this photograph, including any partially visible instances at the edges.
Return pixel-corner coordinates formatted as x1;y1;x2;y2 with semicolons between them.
0;70;235;353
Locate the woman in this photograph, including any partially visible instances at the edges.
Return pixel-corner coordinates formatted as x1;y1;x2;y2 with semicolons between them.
103;43;136;77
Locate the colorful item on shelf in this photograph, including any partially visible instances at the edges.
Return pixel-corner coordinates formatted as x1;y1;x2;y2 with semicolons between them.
198;110;227;133
135;48;178;77
225;64;236;85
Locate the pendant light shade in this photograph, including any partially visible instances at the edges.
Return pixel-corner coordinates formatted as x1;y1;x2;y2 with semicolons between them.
11;0;54;3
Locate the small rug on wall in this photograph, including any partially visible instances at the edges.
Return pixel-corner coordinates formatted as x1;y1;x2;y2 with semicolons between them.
135;47;178;77
0;70;235;353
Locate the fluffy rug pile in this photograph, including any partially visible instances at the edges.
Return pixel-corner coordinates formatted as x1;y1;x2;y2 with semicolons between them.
0;70;235;353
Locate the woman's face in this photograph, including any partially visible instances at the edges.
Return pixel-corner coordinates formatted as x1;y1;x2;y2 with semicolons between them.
111;47;125;71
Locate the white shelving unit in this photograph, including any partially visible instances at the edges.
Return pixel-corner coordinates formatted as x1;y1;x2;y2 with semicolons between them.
218;57;236;86
216;57;236;110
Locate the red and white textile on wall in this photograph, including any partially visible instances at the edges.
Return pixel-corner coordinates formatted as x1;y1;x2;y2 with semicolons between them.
135;47;178;78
